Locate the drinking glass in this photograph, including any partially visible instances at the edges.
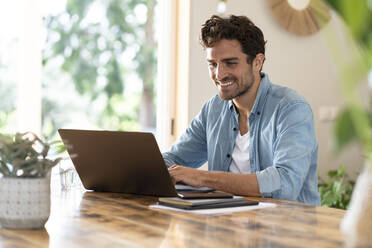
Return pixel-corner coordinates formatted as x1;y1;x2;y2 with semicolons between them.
59;160;81;190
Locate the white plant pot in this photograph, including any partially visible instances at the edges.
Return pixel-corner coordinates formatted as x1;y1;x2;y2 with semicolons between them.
340;165;372;247
0;176;51;229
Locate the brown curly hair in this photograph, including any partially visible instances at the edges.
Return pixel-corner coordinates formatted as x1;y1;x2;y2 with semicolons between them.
200;15;266;64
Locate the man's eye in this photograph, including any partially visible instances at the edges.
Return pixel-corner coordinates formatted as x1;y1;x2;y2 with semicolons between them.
208;63;216;67
226;62;237;66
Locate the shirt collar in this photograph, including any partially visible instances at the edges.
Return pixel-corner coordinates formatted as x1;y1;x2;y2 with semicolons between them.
228;72;271;116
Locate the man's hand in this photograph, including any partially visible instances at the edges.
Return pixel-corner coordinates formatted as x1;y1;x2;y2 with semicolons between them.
168;164;261;196
168;165;206;188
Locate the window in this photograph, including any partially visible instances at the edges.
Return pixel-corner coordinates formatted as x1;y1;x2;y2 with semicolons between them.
0;1;39;134
0;0;178;151
42;0;159;138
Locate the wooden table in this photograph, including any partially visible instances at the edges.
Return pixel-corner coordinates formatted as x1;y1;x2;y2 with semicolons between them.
0;188;346;248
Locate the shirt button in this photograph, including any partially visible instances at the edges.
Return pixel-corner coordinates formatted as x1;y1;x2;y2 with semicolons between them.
257;111;260;115
232;127;237;131
226;154;231;158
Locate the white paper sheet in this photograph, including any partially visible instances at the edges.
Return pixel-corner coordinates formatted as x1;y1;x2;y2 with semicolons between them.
149;202;276;215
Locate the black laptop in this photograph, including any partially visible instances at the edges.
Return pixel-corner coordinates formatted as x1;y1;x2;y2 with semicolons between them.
58;129;179;196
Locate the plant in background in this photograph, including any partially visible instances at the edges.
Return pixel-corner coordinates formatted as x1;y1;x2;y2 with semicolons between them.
322;1;372;245
323;0;372;166
43;0;157;137
0;132;63;178
318;166;355;210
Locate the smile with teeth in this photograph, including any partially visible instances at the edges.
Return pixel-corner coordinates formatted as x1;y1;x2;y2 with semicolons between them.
219;81;234;86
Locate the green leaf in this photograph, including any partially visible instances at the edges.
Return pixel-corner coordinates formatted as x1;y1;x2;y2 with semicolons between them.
319;165;355;210
0;132;63;178
336;165;346;177
327;169;338;178
332;181;342;194
333;107;357;152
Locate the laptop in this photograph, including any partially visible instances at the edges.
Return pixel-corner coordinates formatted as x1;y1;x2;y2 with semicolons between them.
58;129;178;197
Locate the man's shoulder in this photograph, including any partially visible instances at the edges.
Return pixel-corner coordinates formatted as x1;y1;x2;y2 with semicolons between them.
199;94;231;119
268;83;308;108
204;94;229;109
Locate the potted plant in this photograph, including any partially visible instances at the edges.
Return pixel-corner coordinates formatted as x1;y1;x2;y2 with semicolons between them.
0;132;63;229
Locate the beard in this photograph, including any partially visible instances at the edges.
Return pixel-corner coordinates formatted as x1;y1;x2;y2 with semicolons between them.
217;73;255;100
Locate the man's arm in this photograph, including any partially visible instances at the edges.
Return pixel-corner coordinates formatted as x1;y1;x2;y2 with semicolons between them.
168;165;261;196
163;101;211;168
256;102;318;200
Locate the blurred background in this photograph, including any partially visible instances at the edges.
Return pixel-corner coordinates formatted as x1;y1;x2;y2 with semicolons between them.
0;0;159;139
0;0;371;192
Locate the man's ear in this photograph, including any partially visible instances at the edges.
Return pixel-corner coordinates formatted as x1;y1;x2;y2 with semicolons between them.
253;53;265;72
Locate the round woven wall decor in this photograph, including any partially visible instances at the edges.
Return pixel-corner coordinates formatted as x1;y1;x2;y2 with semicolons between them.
269;0;331;36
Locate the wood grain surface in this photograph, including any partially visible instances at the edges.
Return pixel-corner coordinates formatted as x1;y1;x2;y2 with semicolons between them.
0;188;346;248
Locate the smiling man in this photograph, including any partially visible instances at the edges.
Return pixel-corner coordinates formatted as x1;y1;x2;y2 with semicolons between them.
162;15;320;205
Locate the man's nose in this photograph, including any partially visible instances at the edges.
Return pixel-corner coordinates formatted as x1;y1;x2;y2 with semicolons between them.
216;64;227;81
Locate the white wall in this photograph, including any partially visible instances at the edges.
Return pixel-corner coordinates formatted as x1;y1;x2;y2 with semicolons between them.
181;0;364;178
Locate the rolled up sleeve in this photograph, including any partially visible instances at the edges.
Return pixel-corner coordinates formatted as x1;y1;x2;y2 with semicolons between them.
256;166;280;197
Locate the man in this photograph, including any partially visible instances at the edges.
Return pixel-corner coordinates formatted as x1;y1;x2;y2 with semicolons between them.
162;15;320;205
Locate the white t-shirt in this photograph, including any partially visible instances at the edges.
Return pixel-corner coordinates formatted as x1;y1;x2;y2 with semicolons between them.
229;132;251;174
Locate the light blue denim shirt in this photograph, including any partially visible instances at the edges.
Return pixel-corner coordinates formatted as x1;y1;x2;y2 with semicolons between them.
163;73;321;205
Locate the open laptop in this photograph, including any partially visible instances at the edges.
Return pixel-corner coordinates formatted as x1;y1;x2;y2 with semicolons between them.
58;129;179;197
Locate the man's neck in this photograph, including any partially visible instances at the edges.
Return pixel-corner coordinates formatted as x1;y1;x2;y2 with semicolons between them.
233;74;261;117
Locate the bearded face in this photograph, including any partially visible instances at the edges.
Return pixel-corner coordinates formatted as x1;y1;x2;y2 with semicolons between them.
206;39;256;101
